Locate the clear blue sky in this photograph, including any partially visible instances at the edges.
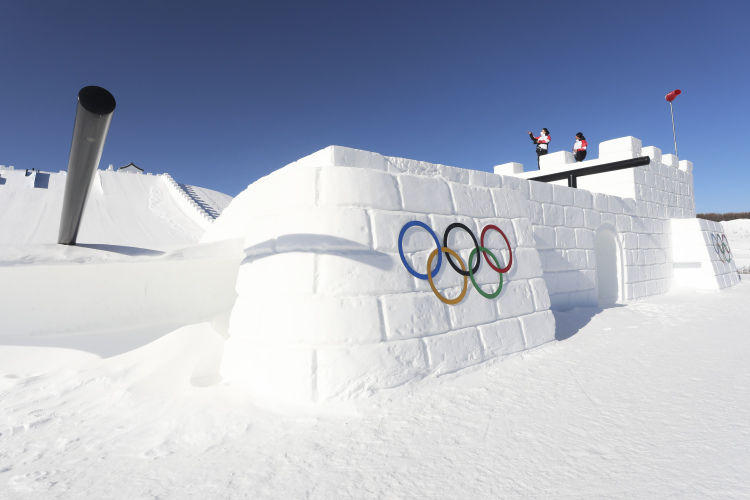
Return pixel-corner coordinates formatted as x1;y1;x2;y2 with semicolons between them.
1;0;748;212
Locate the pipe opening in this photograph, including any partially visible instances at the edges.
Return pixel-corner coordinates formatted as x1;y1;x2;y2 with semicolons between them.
78;86;116;115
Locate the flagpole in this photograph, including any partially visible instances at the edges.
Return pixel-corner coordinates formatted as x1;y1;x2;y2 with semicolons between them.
669;100;678;157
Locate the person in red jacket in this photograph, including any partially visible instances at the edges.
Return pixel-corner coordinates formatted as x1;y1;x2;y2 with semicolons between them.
528;128;550;169
573;132;587;162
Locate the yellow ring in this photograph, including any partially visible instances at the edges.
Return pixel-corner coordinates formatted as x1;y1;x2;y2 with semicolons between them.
427;247;468;305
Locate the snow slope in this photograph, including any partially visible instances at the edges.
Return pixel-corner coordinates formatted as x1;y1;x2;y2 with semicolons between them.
0;168;231;250
722;218;750;272
1;282;749;498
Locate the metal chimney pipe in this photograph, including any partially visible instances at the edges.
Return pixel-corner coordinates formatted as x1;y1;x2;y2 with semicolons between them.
58;86;116;245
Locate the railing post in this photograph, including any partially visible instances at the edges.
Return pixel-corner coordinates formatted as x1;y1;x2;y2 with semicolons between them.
58;86;116;245
568;173;577;188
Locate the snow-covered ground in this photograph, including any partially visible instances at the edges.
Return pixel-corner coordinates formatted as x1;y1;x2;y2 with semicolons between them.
723;218;750;272
2;168;749;497
2;281;749;498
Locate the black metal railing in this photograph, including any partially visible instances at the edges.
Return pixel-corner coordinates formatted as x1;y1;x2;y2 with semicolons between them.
526;156;651;188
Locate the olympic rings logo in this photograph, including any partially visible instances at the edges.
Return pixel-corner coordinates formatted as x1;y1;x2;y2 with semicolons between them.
710;232;733;263
398;221;514;305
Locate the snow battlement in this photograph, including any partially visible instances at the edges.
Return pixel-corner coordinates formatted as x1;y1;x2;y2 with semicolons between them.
495;136;695;219
205;137;737;405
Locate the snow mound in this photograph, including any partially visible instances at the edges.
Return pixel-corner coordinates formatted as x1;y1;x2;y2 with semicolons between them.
0;239;243;354
0;166;240;351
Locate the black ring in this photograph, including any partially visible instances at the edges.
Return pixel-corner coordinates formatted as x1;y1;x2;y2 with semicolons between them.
443;223;480;276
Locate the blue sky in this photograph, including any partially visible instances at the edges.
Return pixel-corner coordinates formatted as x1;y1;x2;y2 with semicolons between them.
1;0;748;212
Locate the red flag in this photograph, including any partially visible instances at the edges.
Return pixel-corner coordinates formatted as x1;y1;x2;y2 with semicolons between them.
665;89;682;102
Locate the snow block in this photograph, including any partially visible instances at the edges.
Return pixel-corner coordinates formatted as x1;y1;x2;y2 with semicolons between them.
519;311;555;348
287;146;335;169
496;280;535;319
542;203;565;226
564;206;585;228
450;183;495;218
575;228;595;249
448;284;502;329
529;278;552;311
381;292;451;340
398;174;453;214
532;225;556;250
478;318;525;356
494;162;524;175
529;180;553;203
599;136;642;160
574;189;593;209
641;146;662;164
370;211;428;253
332;146;388;171
555;227;577;249
678;160;693;173
540;151;575;170
661;154;678;168
553;184;575;206
318;166;401;210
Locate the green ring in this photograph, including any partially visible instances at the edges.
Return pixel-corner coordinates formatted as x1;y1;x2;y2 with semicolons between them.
720;235;732;262
468;246;503;299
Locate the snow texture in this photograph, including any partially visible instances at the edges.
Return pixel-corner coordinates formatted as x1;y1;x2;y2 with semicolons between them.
1;282;749;498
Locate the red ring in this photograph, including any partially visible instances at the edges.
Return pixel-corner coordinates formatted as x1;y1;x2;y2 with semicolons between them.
480;225;513;273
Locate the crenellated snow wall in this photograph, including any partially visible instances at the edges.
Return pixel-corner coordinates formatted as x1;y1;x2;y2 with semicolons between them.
204;136;739;404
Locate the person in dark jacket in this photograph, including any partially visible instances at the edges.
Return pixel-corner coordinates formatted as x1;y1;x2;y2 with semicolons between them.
528;128;550;169
573;132;587;162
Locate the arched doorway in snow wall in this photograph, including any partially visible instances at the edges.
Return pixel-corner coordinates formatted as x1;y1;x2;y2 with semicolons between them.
595;226;622;306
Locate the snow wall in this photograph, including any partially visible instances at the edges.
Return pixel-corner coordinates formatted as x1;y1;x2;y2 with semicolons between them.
204;135;740;404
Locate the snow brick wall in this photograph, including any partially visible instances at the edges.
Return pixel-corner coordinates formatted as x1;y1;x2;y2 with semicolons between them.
205;136;739;404
204;148;554;403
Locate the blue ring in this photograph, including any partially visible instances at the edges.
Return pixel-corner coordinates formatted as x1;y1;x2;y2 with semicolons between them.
398;221;442;280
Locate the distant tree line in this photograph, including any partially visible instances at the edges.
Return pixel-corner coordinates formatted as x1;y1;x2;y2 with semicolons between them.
697;212;750;222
